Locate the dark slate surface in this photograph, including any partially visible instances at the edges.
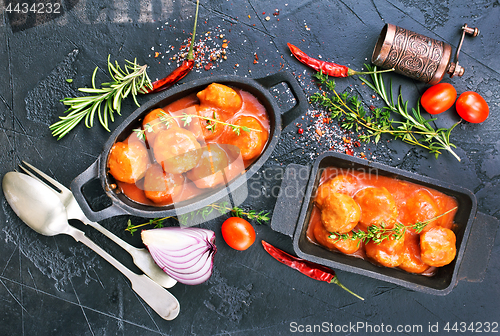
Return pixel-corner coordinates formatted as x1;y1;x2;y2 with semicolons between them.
1;0;499;335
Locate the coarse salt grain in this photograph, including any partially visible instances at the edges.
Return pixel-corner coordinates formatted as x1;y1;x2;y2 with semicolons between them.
150;25;230;72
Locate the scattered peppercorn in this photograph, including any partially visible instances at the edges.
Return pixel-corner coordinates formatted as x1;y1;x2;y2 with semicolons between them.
149;23;230;74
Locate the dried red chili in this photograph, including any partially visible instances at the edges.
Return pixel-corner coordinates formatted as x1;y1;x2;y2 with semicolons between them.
287;43;392;78
144;58;195;94
143;0;199;94
261;240;364;300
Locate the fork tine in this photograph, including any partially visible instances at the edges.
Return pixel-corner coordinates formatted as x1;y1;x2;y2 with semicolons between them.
17;163;57;192
20;161;68;193
18;163;38;179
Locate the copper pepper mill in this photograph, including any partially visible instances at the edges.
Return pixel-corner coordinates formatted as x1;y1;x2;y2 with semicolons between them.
371;23;479;85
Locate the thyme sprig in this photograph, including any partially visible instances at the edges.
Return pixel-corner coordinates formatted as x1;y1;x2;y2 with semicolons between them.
50;56;152;140
311;68;460;161
179;202;271;226
328;207;457;245
125;202;270;235
126;216;177;235
133;111;260;141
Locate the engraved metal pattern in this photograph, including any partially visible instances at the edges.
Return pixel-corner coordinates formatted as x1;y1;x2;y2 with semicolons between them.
381;26;445;83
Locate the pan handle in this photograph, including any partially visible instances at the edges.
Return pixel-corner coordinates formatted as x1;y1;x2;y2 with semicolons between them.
256;72;308;129
457;212;499;282
70;159;129;222
270;163;311;237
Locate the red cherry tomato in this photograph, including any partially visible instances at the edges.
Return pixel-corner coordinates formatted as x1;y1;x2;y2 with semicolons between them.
456;91;489;123
420;83;457;115
221;217;256;251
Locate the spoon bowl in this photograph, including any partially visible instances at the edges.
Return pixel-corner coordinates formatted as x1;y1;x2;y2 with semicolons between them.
2;171;180;320
3;172;69;236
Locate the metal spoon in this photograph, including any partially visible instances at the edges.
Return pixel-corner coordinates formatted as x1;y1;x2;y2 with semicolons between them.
2;171;180;320
18;161;177;289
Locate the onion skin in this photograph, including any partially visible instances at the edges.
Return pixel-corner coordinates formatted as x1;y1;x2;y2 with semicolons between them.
142;227;217;285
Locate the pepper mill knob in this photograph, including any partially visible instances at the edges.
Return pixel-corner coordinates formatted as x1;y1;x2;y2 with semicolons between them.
448;24;480;78
447;62;465;78
463;24;480;37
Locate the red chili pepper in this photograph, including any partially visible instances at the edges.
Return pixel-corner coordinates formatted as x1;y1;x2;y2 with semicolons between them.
143;0;199;94
145;59;195;94
261;240;364;300
287;43;392;77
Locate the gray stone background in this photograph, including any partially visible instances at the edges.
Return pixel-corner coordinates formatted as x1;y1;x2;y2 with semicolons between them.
0;0;499;335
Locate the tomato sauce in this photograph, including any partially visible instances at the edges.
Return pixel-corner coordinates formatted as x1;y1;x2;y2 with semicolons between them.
111;84;270;207
307;168;458;275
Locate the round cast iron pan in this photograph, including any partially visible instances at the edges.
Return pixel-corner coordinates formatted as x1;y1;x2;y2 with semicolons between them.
71;72;308;222
271;151;499;295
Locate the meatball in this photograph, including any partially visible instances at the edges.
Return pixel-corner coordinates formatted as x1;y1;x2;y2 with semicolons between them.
332;232;362;255
166;105;203;139
315;174;358;209
365;234;405;268
404;189;440;233
143;164;185;204
353;187;398;230
153;128;202;174
186;144;229;189
219;144;246;183
320;193;361;234
219;116;268;161
398;232;429;274
142;108;177;144
188;105;224;141
420;226;456;267
197;83;242;114
108;141;149;184
313;221;361;254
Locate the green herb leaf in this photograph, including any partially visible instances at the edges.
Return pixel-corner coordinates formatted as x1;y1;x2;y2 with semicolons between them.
125;203;270;234
313;68;460;161
133;112;260;140
328;207;457;244
50;56;152;140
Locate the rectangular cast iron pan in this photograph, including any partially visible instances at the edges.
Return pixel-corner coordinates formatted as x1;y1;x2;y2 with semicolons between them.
271;151;499;295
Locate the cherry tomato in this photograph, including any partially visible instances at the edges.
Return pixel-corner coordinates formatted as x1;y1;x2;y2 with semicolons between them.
221;217;256;251
456;91;489;123
420;83;457;115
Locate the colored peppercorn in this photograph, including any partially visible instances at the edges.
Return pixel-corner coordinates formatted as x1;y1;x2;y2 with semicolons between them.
143;1;199;93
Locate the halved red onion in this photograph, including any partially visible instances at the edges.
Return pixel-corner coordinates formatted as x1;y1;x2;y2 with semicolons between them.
141;227;217;285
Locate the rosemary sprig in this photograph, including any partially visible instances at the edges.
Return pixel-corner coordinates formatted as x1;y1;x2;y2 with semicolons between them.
311;68;460;161
178;202;271;226
361;64;460;161
133;111;259;141
328;206;457;245
50;56;152;140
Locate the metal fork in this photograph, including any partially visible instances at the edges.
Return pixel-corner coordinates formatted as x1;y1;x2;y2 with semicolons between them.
19;161;177;289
